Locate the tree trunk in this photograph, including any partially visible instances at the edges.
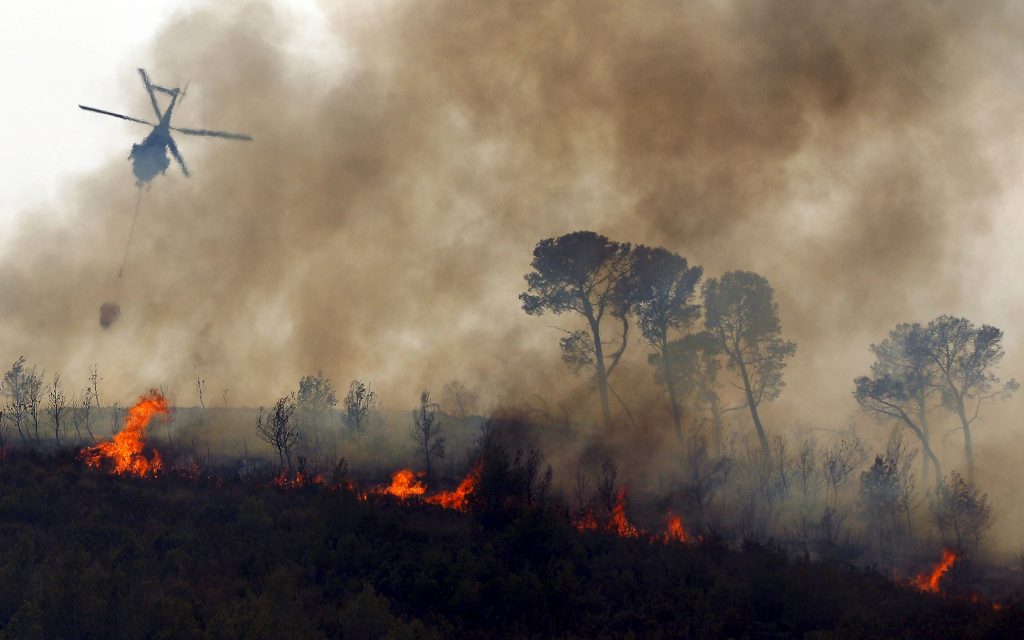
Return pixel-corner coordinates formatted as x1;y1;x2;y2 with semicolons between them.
955;397;974;484
920;436;943;491
661;352;683;439
590;317;612;431
710;400;723;457
918;395;931;486
737;360;770;460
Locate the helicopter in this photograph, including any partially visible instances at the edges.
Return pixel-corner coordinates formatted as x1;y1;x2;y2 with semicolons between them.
79;69;252;184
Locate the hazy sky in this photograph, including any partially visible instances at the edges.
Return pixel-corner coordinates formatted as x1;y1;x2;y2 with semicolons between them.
0;0;335;236
3;0;1024;438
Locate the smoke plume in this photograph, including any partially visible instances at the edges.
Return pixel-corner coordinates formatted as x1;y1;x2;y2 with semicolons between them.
3;0;1023;451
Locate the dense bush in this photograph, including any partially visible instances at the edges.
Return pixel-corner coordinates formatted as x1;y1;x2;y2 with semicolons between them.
0;453;1018;639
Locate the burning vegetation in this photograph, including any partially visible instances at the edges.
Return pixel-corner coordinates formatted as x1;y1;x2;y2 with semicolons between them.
79;389;168;476
383;468;427;499
425;460;482;511
913;548;959;594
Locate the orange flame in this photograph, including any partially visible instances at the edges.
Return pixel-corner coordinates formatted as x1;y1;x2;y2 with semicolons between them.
80;390;168;477
386;468;427;499
573;511;599;532
609;486;640;538
661;513;688;543
913;549;958;593
271;470;325;489
427;461;483;511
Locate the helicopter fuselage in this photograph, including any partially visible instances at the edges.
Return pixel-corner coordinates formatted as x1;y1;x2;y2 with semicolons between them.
128;99;177;184
129;128;171;184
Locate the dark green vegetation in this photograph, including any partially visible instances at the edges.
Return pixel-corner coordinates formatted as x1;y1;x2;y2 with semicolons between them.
0;454;1019;640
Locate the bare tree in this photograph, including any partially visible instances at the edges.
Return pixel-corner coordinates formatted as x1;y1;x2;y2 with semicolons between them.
71;385;96;444
572;469;591;518
793;437;823;554
343;379;378;433
597;458;619;515
256;394;301;468
109;402;124;436
860;432;917;555
222;388;229;407
195;377;206;409
24;368;43;443
89;364;101;408
409;390;445;478
682;432;732;531
822;434;866;507
2;357;31;443
46;374;68;446
3;359;44;444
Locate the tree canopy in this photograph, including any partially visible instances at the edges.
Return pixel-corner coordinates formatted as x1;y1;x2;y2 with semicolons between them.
520;231;636;430
703;271;795;458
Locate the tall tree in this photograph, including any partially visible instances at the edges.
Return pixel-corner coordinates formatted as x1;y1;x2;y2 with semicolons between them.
46;374;68;447
854;375;943;489
343;379;378;433
297;371;338;435
2;357;31;444
867;323;939;480
520;231;636;430
703;271;795;459
409;391;445;478
632;245;703;438
649;332;729;445
919;316;1017;483
297;371;338;413
256;394;300;468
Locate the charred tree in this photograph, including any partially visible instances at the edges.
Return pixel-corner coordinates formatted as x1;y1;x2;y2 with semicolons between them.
46;374;68;447
256;394;300;468
409;390;445;478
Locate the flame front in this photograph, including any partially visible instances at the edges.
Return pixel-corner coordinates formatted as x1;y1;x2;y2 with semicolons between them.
609;487;640;538
427;461;482;511
662;513;688;543
913;549;958;593
271;470;324;489
386;469;427;499
80;390;169;477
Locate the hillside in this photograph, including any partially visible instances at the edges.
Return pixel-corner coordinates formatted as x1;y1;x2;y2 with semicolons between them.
0;453;1018;640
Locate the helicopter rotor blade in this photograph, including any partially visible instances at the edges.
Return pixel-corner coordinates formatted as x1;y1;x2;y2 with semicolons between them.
138;68;163;119
167;136;190;177
172;127;253;141
79;105;156;127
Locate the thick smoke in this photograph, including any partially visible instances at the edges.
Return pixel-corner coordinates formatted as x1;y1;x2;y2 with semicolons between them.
2;0;1022;451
